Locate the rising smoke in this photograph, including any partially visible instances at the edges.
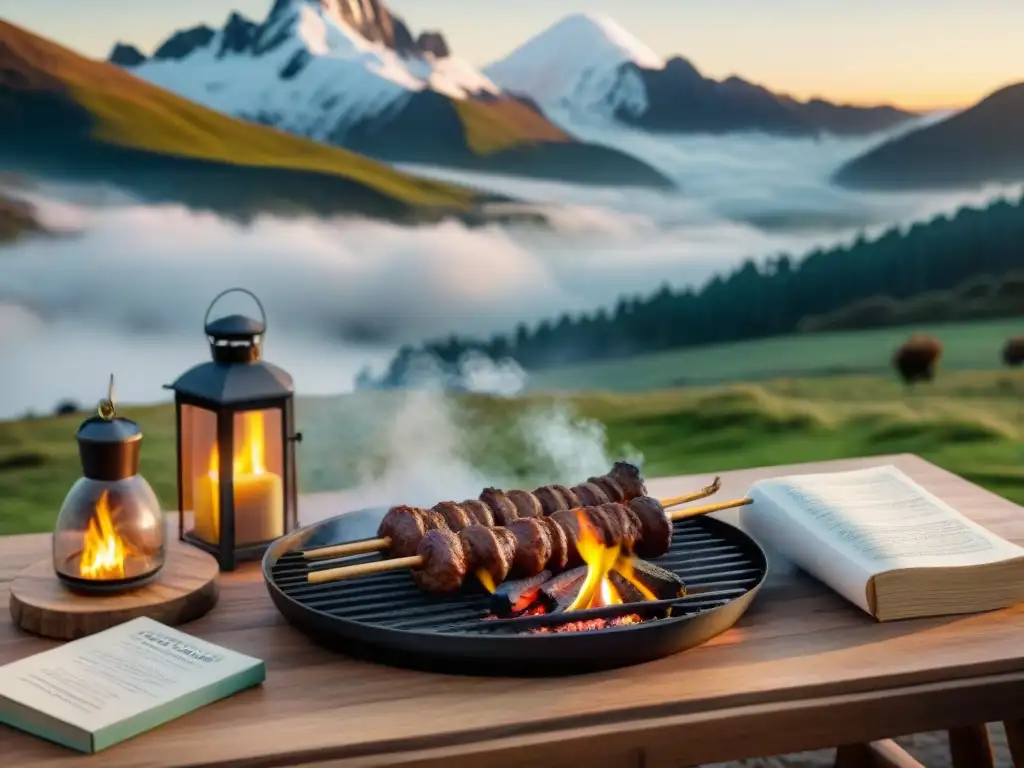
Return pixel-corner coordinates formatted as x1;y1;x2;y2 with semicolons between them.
298;353;642;511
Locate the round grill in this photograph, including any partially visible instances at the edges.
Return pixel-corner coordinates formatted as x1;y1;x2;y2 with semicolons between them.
263;507;767;676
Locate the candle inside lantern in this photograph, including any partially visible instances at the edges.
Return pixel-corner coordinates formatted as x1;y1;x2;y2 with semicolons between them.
192;411;284;546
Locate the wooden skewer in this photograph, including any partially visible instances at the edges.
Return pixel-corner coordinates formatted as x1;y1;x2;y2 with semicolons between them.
302;478;724;561
657;475;722;509
305;495;754;585
306;536;392;560
670;496;753;520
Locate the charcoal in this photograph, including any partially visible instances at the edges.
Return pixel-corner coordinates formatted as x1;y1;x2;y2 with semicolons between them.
489;570;551;617
619;557;686;599
539;566;587;612
608;571;648;604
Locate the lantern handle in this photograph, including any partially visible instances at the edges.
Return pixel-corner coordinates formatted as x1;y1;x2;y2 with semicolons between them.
97;373;117;420
203;287;268;335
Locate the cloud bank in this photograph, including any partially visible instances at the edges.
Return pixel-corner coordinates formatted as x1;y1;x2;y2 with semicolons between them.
1;128;1020;417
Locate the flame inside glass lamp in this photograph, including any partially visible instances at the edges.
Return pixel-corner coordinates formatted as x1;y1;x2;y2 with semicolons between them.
52;377;166;593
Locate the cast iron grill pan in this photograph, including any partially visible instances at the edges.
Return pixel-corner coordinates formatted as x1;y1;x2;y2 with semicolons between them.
263;508;767;676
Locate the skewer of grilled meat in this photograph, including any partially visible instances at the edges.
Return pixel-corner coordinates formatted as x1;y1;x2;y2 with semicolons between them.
306;493;751;592
304;462;649;561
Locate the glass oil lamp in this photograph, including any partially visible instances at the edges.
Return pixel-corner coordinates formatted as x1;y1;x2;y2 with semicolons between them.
53;375;166;593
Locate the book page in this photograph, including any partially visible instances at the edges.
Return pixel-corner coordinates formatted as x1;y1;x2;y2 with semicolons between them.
743;484;876;612
0;617;262;733
757;465;1024;575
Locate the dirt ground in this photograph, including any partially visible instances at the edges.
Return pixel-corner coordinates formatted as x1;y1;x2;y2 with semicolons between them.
707;723;1010;767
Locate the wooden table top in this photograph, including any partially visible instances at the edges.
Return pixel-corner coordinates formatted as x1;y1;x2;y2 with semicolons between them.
2;453;1024;767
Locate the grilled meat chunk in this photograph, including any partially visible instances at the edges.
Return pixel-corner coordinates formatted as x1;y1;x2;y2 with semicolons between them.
376;506;430;558
507;489;544;518
460;499;495;527
533;485;569;516
540;517;569;571
412;528;466;594
507;518;553;577
458;524;515;586
629;497;672;558
572;482;610;507
479;488;519;526
432;501;472;532
608;462;646;499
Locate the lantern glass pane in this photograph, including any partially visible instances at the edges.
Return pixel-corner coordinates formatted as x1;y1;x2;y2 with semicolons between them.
180;404;218;544
186;407;285;547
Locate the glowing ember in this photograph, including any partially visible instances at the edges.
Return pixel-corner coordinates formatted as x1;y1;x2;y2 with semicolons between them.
79;490;128;580
527;615;645;634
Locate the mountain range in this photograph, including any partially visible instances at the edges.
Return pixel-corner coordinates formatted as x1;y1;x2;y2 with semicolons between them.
108;1;673;189
483;14;916;137
108;1;918;186
834;82;1024;190
0;20;508;223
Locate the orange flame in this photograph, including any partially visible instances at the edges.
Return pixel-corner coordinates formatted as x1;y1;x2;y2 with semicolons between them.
208;411;267;479
613;556;658;602
565;510;661;612
476;568;497;593
566;511;623;611
80;490;127;580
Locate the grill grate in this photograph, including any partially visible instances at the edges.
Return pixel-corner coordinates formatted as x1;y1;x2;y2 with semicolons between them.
270;518;764;636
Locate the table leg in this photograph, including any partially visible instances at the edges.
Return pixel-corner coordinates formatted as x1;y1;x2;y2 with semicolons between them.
948;724;994;768
1005;719;1023;766
834;740;924;768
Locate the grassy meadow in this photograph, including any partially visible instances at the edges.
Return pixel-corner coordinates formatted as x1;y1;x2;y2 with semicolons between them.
1;363;1022;536
527;318;1024;391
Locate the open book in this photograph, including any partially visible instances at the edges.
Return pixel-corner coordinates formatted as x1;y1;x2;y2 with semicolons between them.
740;464;1024;621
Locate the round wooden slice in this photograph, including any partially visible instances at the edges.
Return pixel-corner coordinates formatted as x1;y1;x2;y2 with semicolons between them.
9;540;220;640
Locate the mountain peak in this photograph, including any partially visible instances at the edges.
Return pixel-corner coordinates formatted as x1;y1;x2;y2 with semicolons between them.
546;13;664;68
152;24;216;61
483;12;663;115
108;42;146;67
973;81;1024;112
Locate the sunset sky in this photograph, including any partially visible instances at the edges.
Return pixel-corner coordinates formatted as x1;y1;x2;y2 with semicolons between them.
2;0;1019;110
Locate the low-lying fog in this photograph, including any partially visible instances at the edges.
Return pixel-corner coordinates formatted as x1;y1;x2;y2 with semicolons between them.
1;126;1021;419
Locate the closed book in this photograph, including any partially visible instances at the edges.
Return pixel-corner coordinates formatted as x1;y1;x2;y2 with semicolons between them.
0;616;265;753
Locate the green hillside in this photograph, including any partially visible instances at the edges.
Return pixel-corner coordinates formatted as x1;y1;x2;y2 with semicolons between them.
527;318;1024;392
2;367;1022;534
0;20;485;221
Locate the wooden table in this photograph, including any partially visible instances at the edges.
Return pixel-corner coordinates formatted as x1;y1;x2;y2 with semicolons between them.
2;453;1023;767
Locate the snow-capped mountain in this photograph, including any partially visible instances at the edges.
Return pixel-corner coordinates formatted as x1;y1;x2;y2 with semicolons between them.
118;0;498;142
485;12;916;137
483;13;663;122
108;1;674;188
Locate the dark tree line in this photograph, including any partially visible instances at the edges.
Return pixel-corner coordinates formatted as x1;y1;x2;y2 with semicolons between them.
370;192;1024;387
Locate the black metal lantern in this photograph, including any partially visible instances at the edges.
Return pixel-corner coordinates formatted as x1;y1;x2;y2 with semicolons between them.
166;288;301;571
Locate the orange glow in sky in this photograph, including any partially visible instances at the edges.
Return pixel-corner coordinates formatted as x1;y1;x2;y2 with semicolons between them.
1;0;1019;112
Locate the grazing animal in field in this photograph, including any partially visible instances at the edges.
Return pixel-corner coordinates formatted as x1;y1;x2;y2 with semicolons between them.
1002;336;1024;367
892;334;943;385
